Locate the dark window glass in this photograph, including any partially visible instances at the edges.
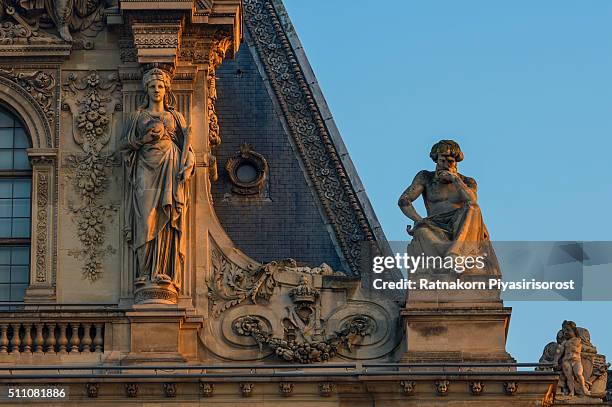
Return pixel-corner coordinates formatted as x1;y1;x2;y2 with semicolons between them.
0;105;31;303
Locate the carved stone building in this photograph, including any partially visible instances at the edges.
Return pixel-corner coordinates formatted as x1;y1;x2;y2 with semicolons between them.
0;0;608;406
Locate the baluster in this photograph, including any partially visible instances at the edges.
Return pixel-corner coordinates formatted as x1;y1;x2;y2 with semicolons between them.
58;323;68;354
0;324;8;354
69;323;80;352
9;323;21;353
81;323;92;353
45;323;57;354
34;324;44;354
93;323;103;353
23;325;32;353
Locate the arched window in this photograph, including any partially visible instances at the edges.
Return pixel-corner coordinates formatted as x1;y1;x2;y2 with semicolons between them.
0;105;31;303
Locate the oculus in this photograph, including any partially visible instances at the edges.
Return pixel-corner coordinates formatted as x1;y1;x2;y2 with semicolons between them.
225;143;268;196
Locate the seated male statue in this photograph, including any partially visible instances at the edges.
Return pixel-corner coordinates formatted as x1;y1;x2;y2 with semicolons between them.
398;140;500;275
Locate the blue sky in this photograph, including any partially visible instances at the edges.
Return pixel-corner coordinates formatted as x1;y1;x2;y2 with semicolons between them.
283;0;612;362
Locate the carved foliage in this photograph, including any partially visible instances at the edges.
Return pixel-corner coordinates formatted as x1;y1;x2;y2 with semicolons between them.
0;68;56;126
243;0;375;275
208;245;277;317
207;33;232;148
35;171;49;283
208;244;337;317
63;71;121;281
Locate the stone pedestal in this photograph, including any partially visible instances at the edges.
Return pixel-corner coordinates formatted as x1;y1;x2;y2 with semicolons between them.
123;307;202;364
134;280;179;305
402;305;515;363
402;273;515;364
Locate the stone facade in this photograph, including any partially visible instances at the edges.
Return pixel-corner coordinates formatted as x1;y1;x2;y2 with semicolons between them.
0;0;609;406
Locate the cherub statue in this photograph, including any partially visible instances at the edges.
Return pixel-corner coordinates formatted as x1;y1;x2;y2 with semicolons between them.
558;321;591;396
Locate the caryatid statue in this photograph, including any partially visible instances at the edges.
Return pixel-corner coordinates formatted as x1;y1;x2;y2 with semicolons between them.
120;67;195;304
398;140;500;274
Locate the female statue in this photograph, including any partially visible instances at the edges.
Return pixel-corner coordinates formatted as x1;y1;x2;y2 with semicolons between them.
121;67;195;297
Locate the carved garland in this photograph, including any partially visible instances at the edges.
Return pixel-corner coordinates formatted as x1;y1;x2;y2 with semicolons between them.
233;314;373;364
63;71;121;281
243;0;375;275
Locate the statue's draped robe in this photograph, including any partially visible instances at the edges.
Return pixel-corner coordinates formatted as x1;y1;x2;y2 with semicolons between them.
408;170;500;275
122;108;193;287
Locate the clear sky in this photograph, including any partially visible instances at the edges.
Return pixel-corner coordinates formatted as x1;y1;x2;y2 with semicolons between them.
283;0;612;362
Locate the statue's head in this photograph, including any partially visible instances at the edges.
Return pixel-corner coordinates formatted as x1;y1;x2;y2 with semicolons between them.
430;140;463;174
141;67;176;109
562;320;579;339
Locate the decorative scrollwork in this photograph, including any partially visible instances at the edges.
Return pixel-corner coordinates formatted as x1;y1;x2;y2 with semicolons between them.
208;244;338;317
63;71;121;281
225;143;268;195
0;6;62;45
0;68;56;123
208;246;278;317
233;314;373;364
0;0;106;48
35;172;49;283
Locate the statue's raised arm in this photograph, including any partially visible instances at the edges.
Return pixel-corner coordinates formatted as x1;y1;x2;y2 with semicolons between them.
398;140;499;275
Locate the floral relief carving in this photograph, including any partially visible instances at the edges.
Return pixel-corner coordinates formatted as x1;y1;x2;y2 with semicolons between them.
35;171;49;283
63;71;121;281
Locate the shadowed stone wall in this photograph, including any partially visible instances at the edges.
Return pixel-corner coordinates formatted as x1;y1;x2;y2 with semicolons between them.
212;44;343;271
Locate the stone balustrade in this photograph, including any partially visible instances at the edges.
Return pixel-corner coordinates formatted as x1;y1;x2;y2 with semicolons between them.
0;322;104;354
